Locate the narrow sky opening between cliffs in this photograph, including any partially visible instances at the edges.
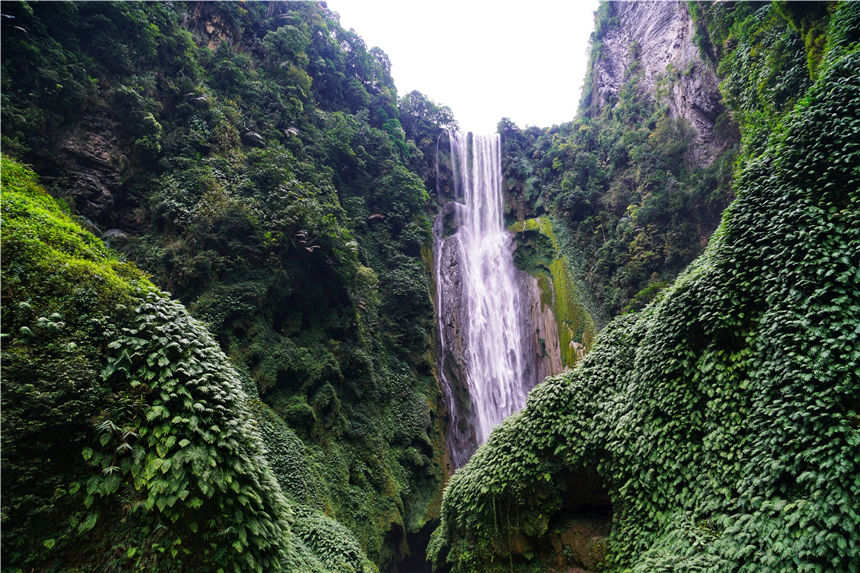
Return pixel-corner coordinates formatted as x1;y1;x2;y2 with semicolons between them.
325;0;601;133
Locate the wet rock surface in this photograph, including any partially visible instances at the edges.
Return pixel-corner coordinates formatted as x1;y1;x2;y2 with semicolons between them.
34;118;125;225
433;204;476;468
433;197;562;469
518;269;563;384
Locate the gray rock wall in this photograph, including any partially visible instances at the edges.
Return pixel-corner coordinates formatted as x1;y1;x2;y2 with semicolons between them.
517;269;563;386
588;1;725;166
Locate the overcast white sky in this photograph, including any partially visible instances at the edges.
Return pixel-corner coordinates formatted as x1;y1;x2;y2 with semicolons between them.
324;0;601;134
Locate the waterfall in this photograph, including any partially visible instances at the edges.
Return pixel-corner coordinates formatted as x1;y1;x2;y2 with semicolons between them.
435;132;547;468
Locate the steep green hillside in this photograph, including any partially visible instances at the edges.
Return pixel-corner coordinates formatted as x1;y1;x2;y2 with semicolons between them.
5;2;857;571
1;1;455;570
1;156;381;572
430;3;859;571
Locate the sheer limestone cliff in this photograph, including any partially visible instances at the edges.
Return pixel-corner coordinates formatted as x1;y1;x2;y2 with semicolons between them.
586;1;726;166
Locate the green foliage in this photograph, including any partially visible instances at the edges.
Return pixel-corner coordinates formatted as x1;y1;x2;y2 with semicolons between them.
2;2;452;570
86;291;292;572
1;158;132;569
510;217;597;366
431;7;860;571
773;1;832;78
289;506;376;573
712;4;811;156
500;24;738;318
399;90;458;186
623;279;670;314
1;1;200;156
2;157;297;571
0;156;146;299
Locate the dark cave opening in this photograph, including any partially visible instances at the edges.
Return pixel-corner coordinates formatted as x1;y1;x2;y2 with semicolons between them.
390;520;442;573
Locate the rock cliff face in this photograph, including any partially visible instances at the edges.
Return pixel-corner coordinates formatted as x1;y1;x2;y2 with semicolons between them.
33;119;125;227
588;1;725;165
433;202;475;468
518;271;563;385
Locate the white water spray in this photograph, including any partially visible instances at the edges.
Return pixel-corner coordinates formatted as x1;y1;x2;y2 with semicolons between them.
435;132;536;465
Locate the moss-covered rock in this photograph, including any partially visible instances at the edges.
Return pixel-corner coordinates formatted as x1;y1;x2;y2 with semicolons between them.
0;156;380;572
1;2;451;569
510;216;597;367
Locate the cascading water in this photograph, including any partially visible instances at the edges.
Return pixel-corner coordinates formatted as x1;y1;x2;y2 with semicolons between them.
435;132;553;468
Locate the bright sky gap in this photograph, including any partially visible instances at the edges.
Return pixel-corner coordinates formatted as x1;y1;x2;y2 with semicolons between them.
325;0;601;133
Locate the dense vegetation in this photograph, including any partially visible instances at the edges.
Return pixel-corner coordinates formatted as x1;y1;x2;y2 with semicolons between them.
3;156;371;572
1;1;456;570
4;1;857;571
509;216;597;366
430;3;859;571
500;2;740;320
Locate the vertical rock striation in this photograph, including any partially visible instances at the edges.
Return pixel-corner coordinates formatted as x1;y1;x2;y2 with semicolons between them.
587;1;726;165
517;271;564;383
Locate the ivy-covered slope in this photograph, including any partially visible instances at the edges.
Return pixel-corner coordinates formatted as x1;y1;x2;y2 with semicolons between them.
430;3;860;572
1;2;456;569
1;156;383;572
